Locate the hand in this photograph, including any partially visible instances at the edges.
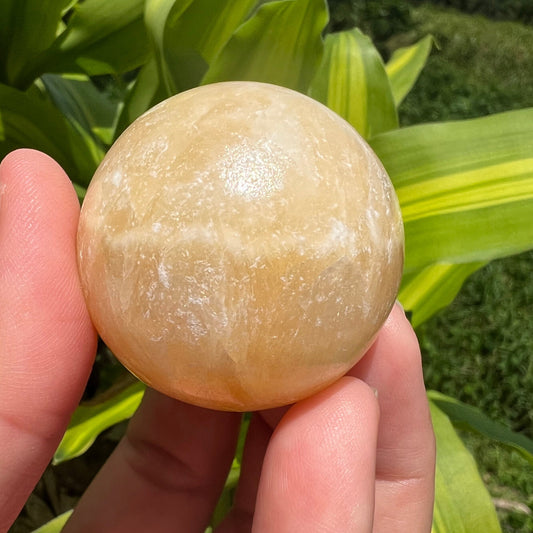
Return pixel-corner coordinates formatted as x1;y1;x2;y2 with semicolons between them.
0;149;435;532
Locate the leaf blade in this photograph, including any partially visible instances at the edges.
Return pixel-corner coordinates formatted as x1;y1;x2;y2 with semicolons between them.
399;262;485;328
41;73;121;146
386;35;433;107
53;382;145;464
114;57;167;139
203;0;329;94
145;0;255;97
0;0;70;86
24;0;150;83
0;82;102;186
371;108;533;273
428;390;533;466
31;510;73;533
309;28;398;139
144;0;193;96
430;401;502;533
163;0;256;94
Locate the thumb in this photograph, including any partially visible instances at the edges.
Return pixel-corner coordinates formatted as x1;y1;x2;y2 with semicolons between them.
0;150;97;531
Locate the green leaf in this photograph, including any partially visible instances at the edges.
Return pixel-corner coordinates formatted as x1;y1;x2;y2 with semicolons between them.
18;0;149;86
53;381;145;464
430;401;502;533
0;0;70;86
210;414;250;528
146;0;256;96
309;28;398;139
73;182;87;202
144;0;191;97
371;108;533;274
41;73;121;146
429;391;533;466
114;57;166;139
399;261;485;328
209;460;241;527
0;82;102;186
203;0;328;94
386;35;433;107
31;510;73;533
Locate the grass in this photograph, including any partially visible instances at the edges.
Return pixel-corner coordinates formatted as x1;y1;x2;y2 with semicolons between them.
463;432;533;531
400;4;533;124
400;4;533;531
419;251;533;438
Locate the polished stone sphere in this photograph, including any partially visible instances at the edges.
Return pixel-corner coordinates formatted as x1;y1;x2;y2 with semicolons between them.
77;81;404;411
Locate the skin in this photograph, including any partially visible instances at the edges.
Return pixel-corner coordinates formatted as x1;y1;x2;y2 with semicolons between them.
0;149;435;532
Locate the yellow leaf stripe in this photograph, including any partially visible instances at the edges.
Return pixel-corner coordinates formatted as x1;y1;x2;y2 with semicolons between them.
398;158;533;221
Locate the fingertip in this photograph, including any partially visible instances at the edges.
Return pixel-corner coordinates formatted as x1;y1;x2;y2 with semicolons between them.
1;148;68;181
278;377;381;479
385;301;420;353
0;149;79;215
282;376;380;431
354;301;422;384
253;377;379;531
223;383;375;533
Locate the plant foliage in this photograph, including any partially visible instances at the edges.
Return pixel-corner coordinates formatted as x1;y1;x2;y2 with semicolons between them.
409;0;533;25
1;1;532;531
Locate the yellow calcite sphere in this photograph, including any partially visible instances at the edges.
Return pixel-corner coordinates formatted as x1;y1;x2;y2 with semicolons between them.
77;81;404;411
